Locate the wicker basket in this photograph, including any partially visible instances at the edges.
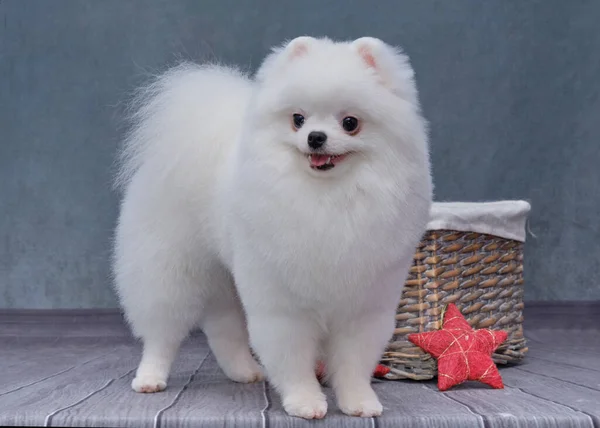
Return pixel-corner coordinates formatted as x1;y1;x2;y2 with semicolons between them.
381;201;531;380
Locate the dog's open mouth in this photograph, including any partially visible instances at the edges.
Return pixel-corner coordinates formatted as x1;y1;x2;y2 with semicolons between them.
307;153;350;171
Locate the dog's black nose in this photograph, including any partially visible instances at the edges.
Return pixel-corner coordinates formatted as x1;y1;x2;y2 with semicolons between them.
307;131;327;149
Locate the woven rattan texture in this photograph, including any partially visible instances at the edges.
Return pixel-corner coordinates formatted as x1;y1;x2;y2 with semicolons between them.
382;230;527;380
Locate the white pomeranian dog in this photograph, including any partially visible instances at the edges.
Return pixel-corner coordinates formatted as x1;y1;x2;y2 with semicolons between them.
113;36;432;419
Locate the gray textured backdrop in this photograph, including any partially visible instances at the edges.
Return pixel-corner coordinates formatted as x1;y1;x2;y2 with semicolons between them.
1;1;599;308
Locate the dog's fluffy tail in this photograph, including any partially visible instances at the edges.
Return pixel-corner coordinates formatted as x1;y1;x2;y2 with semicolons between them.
114;63;251;191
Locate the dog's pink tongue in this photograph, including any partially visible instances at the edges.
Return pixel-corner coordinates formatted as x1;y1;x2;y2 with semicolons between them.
309;154;330;167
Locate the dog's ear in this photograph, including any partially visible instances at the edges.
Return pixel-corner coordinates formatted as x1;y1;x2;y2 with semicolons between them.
283;36;314;60
351;37;418;104
256;36;315;83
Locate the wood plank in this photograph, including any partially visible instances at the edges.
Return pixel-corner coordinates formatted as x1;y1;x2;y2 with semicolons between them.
0;343;139;426
48;339;209;427
516;359;600;391
526;330;600;349
526;314;600;326
157;352;267;428
525;345;600;372
261;379;484;428
501;367;600;427
526;340;600;357
0;320;131;338
426;372;595;428
265;382;370;428
375;380;484;428
0;339;127;395
0;309;598;427
0;309;122;323
526;353;600;374
0;336;126;360
524;302;600;330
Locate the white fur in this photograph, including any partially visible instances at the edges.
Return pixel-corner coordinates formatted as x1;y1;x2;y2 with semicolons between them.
113;37;432;419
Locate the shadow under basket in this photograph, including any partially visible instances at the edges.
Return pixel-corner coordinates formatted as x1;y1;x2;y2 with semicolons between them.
381;201;532;381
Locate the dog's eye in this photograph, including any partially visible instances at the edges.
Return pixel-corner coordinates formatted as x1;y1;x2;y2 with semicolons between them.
292;114;305;129
342;116;360;134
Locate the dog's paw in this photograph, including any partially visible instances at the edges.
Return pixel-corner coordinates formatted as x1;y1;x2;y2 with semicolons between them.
223;357;265;383
131;375;167;393
283;391;328;419
226;364;265;384
338;389;383;417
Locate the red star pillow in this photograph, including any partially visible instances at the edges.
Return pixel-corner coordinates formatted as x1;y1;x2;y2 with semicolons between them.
408;303;508;391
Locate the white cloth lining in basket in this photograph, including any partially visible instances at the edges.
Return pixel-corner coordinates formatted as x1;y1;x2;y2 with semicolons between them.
427;201;532;243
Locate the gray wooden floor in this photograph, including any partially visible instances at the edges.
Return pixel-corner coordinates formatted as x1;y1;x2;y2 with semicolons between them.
1;304;599;428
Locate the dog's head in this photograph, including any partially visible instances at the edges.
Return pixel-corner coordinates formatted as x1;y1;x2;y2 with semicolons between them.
249;36;427;178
